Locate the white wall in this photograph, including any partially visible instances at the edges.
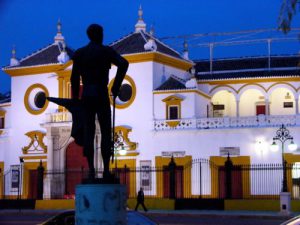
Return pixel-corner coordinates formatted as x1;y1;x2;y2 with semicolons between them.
7;72;58;168
110;61;156;162
151;126;300;164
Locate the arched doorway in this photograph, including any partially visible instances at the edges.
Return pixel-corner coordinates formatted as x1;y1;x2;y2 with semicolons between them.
239;89;265;116
211;90;237;117
269;88;295;115
65;141;88;196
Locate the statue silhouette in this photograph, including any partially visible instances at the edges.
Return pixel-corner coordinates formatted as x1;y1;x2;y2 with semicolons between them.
70;24;128;180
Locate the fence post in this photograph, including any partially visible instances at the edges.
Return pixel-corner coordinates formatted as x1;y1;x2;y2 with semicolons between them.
225;153;233;199
124;164;127;184
168;156;176;199
199;160;202;198
37;160;44;200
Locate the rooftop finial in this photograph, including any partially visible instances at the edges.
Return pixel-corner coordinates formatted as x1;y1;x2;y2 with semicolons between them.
54;18;65;44
57;18;62;34
11;45;16;59
10;45;20;66
135;5;146;32
182;40;189;60
138;5;143;19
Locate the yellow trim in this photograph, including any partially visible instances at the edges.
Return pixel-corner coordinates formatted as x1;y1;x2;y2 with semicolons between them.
108;75;137;109
237;83;267;94
225;200;279;211
209;85;238;95
124;52;193;71
4;64;64;76
267;82;297;92
3;60;73;77
155;156;192;198
162;95;183;121
154;89;211;99
0;130;3;136
36;200;75;210
127;198;175;210
0;110;6;117
114;126;138;153
22;131;47;154
199;77;300;85
110;159;136;197
166;120;180;127
209;156;250;199
24;83;49;115
0;161;4;199
22;161;47;199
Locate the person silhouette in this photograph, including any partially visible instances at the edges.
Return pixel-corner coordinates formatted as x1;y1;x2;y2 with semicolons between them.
71;24;128;180
135;187;148;212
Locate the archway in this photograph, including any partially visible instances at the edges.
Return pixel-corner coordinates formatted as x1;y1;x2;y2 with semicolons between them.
211;90;237;117
269;88;295;115
239;89;265;116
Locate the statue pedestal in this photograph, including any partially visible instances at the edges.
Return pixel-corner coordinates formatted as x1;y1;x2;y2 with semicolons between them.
75;184;127;225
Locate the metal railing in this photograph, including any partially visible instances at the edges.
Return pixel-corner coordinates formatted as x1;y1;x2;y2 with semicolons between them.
2;157;300;200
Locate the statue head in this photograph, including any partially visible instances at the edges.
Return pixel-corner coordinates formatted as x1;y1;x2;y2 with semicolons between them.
87;24;103;43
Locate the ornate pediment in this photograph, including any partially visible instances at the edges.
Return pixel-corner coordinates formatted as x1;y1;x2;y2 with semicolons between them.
114;126;138;156
22;131;47;154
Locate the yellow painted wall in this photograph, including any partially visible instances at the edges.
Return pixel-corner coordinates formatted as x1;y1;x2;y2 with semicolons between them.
225;200;279;211
210;156;250;198
127;198;175;210
155;156;192;198
35;200;75;210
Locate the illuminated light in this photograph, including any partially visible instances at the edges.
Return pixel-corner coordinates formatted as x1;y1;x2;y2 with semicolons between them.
288;140;298;151
270;141;279;152
119;147;127;156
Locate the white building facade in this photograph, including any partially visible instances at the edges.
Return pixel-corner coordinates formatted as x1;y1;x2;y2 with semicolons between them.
1;8;300;199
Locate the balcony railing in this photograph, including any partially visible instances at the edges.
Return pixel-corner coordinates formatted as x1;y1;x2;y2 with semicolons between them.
44;112;300;130
154;114;300;131
45;111;72;124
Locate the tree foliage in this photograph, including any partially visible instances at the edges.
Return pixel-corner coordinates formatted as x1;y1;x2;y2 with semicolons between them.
279;0;299;33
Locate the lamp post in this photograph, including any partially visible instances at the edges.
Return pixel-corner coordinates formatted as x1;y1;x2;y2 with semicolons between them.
270;124;297;192
114;132;127;170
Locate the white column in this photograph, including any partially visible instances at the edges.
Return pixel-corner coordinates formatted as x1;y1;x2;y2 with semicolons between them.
236;100;240;117
47;135;54;171
44;135;53;199
265;99;270;115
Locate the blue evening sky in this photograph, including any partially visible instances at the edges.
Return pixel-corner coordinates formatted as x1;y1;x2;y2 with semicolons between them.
0;0;299;93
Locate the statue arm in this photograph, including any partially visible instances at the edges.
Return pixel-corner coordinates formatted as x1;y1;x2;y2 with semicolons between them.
110;49;129;97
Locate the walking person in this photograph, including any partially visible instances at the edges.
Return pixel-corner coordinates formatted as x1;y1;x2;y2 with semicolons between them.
135;187;148;212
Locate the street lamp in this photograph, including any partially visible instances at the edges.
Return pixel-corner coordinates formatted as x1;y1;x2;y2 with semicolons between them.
271;124;297;192
114;133;127;169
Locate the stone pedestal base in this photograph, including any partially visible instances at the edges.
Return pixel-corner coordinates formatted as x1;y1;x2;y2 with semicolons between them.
280;192;291;215
75;184;127;225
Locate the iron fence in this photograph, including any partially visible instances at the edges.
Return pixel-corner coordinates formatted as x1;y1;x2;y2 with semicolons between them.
1;157;300;200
